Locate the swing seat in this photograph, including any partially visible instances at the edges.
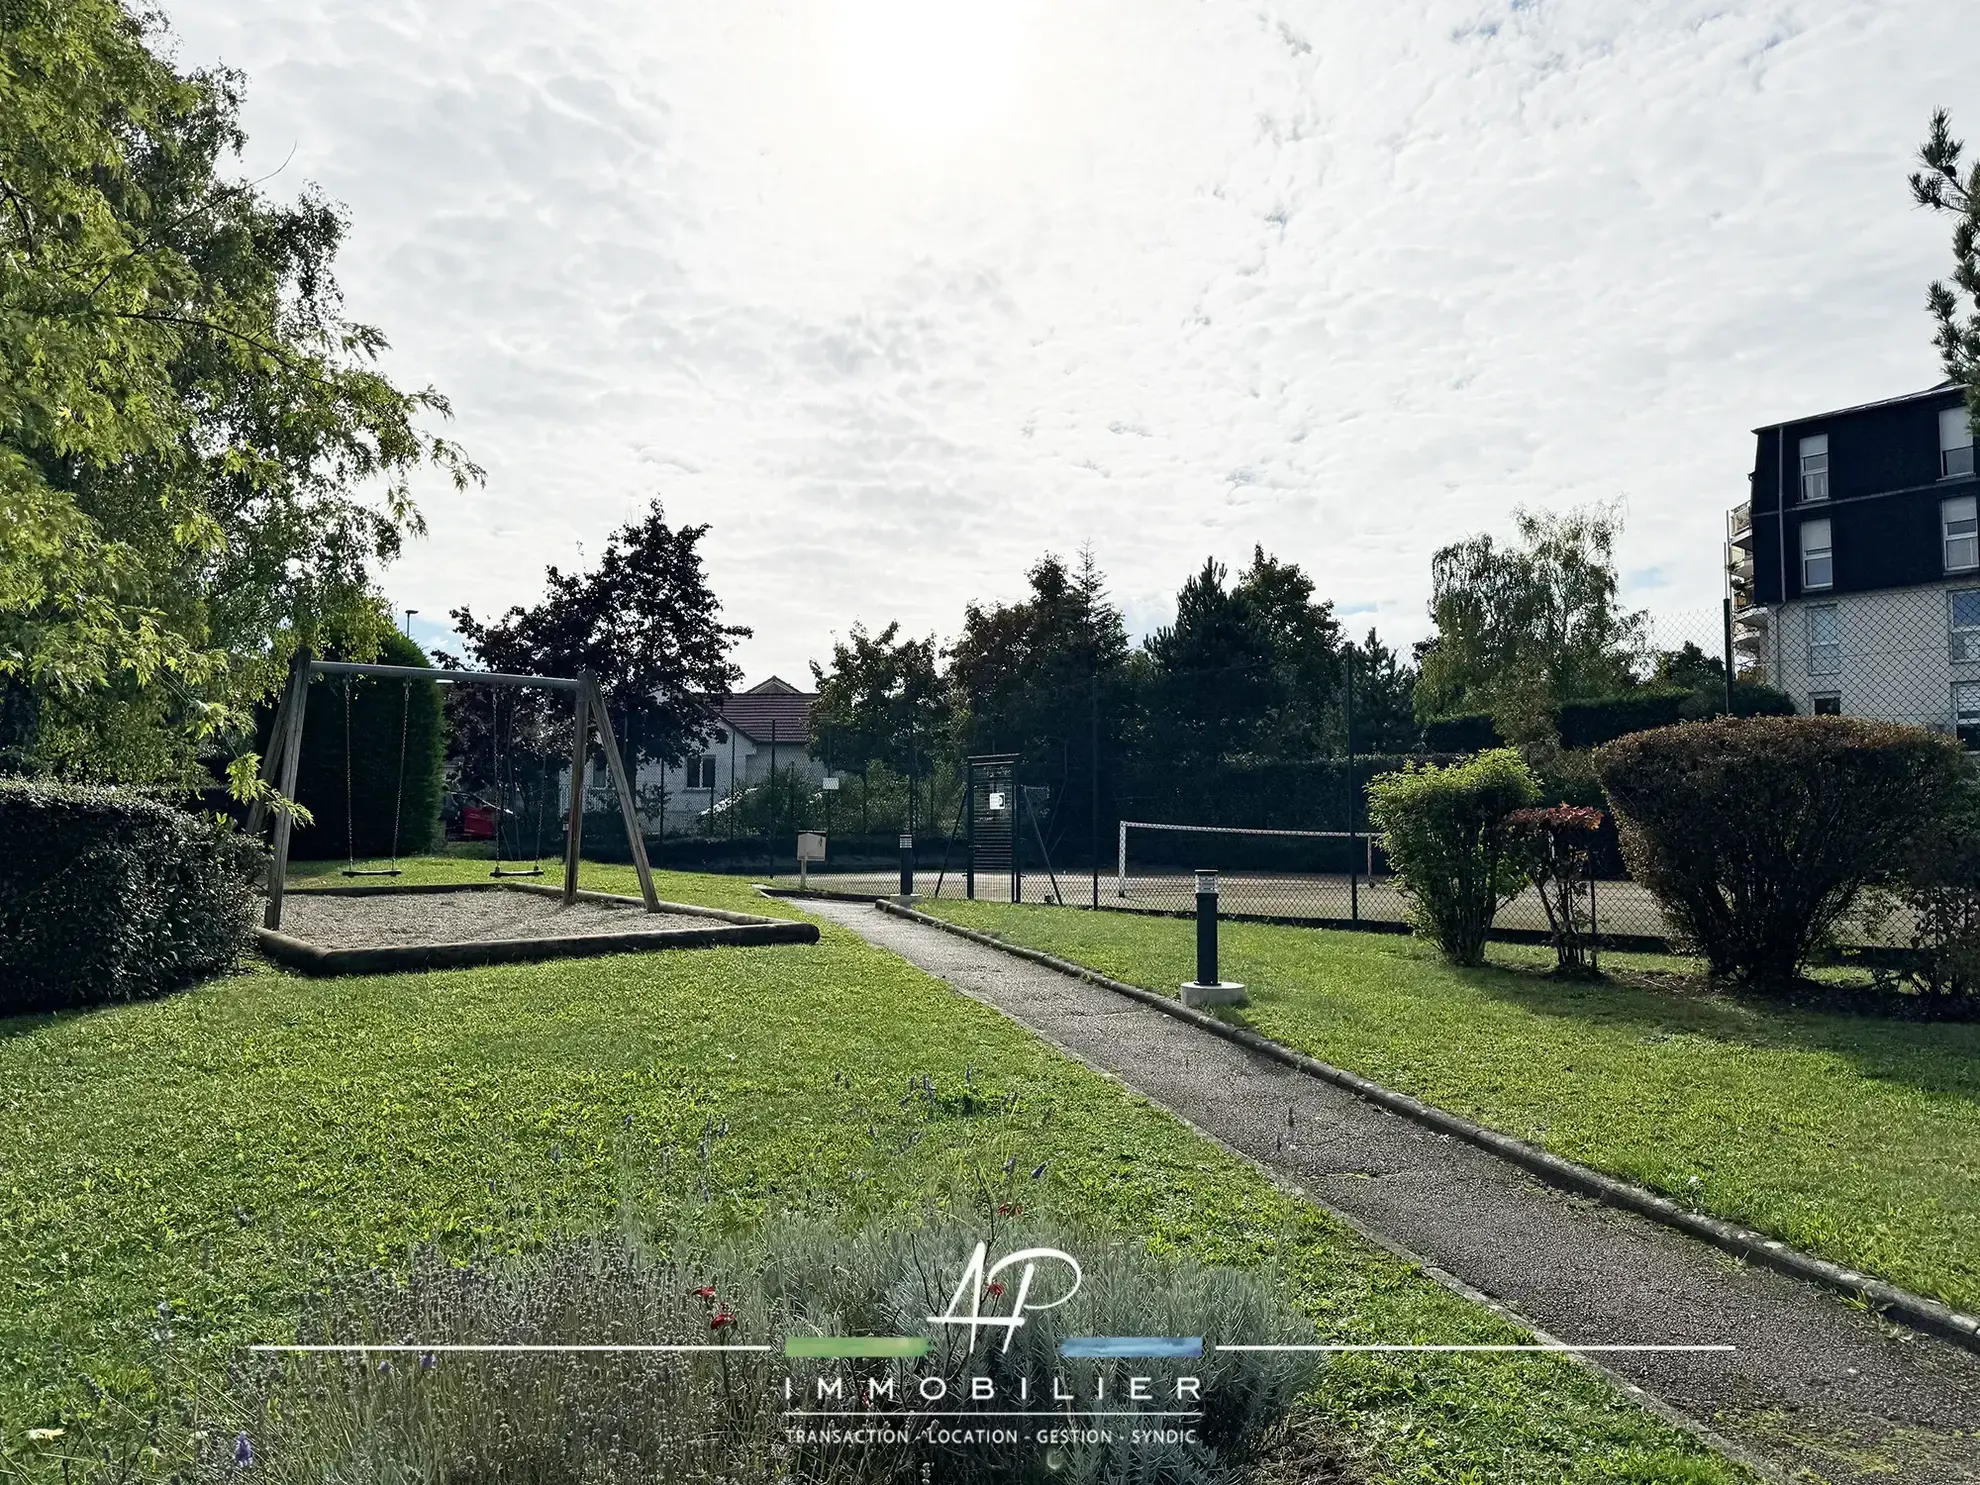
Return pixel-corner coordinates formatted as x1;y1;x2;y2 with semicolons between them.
342;866;405;877
489;865;545;878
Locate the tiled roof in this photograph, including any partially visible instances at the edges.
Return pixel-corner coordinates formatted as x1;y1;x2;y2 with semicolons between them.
707;676;815;746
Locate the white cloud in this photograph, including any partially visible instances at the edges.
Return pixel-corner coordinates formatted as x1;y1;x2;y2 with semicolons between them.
167;0;1980;678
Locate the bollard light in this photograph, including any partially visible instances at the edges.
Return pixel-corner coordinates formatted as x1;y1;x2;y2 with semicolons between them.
899;833;915;899
1180;866;1247;1009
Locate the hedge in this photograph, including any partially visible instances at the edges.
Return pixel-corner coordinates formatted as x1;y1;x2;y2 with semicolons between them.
285;631;446;861
1595;716;1966;988
0;778;263;1016
1426;682;1794;753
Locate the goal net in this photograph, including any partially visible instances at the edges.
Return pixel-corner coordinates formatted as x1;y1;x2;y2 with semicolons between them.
1114;820;1379;918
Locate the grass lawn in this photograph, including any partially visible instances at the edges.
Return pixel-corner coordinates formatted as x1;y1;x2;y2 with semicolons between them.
918;900;1980;1319
0;858;1745;1482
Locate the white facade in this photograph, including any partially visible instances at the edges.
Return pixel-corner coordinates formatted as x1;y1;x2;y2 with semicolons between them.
1758;579;1980;736
636;725;825;832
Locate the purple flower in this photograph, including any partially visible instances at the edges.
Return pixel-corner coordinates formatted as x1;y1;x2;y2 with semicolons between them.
420;1352;437;1371
233;1431;253;1468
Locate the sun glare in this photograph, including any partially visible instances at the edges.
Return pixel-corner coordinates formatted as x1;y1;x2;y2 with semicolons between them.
827;0;1023;138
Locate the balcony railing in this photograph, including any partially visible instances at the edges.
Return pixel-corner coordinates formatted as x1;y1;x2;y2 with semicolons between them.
1727;501;1753;544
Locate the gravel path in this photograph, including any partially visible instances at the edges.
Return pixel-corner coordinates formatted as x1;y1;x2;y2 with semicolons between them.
803;897;1980;1485
281;890;713;947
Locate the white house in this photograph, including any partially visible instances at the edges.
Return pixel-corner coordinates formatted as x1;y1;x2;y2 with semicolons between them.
637;676;824;832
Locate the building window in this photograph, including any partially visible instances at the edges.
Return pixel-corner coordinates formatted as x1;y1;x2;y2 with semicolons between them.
1953;590;1980;664
1946;496;1979;573
1806;604;1841;676
1798;433;1830;502
686;755;717;790
1800;518;1833;590
1810;693;1842;716
1942;407;1976;479
1957;682;1980;748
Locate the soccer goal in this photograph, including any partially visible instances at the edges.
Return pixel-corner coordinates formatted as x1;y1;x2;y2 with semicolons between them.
1114;820;1377;916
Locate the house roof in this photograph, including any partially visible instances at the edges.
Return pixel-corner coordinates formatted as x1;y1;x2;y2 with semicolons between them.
709;676;815;746
1752;380;1961;435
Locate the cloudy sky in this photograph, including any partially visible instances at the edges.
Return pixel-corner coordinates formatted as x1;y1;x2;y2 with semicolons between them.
170;0;1978;683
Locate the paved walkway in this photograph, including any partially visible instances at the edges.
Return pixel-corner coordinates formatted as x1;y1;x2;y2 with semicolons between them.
804;899;1980;1485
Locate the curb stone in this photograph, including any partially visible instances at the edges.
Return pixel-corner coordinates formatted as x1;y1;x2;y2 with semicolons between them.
875;897;1980;1360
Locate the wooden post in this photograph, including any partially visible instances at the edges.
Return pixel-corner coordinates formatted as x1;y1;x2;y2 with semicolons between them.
584;676;660;912
244;674;297;840
263;650;313;931
563;686;589;904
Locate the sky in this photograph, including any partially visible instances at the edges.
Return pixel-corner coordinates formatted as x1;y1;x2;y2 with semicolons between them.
166;0;1980;685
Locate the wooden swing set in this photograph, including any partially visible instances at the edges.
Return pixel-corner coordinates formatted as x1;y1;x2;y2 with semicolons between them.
247;649;658;932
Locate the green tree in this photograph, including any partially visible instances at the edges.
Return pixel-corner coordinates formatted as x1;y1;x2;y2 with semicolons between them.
446;499;748;775
1343;628;1420;754
1416;504;1646;745
1;1;476;783
1912;109;1980;436
1144;547;1346;765
947;547;1132;856
809;621;942;780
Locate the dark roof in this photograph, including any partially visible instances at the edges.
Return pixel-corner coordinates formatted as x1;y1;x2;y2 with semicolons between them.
709;676;815;745
1752;380;1960;435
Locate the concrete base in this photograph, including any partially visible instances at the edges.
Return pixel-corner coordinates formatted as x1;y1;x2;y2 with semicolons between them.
1180;980;1248;1009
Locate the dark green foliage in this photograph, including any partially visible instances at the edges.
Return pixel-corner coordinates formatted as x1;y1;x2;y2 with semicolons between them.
1422;712;1500;752
1595;717;1967;989
1367;749;1541;965
1883;782;1980;1001
286;632;444;861
0;778;262;1014
1557;688;1693;749
1427;681;1792;755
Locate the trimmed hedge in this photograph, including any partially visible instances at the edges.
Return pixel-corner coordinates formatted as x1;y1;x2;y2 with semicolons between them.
1426;683;1795;754
1595;716;1966;989
0;778;263;1016
287;631;446;861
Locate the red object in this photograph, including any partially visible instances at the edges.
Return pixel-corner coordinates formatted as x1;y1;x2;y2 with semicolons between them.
710;1311;735;1330
460;805;496;840
691;1286;717;1301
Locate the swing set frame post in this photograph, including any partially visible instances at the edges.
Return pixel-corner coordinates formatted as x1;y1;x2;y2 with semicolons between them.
253;658;657;930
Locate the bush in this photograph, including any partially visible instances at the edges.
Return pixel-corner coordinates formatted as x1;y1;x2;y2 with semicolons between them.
1367;748;1540;965
1594;716;1967;989
1880;782;1980;1002
1506;805;1606;974
207;1210;1325;1484
287;631;446;861
0;778;263;1016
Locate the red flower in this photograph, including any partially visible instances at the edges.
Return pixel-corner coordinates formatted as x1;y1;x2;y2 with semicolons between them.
710;1311;736;1330
986;1281;1005;1298
691;1286;717;1302
997;1200;1023;1217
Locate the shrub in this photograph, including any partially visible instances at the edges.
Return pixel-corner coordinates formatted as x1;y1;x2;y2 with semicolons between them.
1594;716;1967;989
205;1210;1326;1484
1506;806;1606;975
1881;782;1980;1002
1367;748;1540;965
287;630;446;861
0;778;263;1016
